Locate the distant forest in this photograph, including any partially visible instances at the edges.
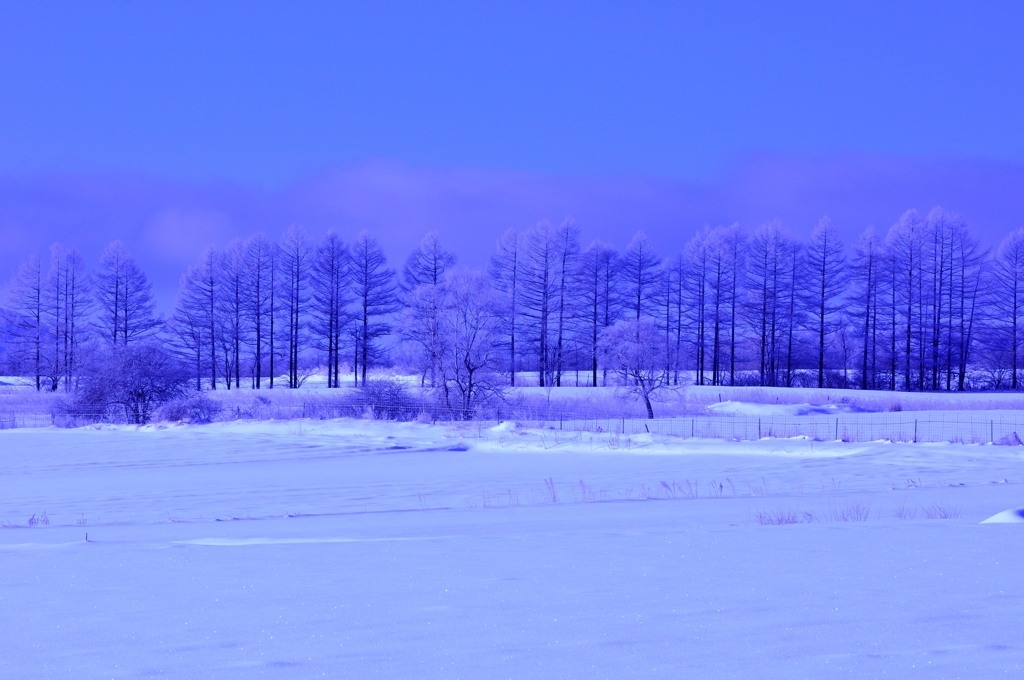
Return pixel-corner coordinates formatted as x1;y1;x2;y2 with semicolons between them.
3;206;1024;394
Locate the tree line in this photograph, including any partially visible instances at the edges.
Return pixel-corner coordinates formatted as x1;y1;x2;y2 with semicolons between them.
4;206;1024;401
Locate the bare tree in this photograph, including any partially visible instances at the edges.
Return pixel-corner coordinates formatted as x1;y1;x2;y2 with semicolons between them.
94;241;160;347
399;232;456;386
349;232;399;385
703;225;745;386
399;283;446;386
402;231;456;290
886;210;924;391
170;267;206;391
218;239;247;389
310;230;350;388
170;248;221;390
435;271;505;417
576;241;619;386
743;221;792;387
279;225;311;389
244;233;277;388
600;317;669;418
2;255;45;390
802;217;848;388
990;228;1024;389
850;227;883;390
621;231;662;320
488;228;523;385
684;228;709;384
551;218;581;386
948;216;985;391
520;221;557;386
43;245;92;392
660;253;686;385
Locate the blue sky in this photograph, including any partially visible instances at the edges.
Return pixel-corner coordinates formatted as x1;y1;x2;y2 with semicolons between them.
2;1;1024;305
3;1;1022;183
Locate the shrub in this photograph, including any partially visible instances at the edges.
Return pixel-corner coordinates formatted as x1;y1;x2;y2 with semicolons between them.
361;378;418;420
55;343;191;425
157;392;223;423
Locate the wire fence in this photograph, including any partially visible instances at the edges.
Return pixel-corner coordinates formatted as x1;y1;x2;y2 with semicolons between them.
3;396;1024;445
0;412;53;429
510;413;1024;445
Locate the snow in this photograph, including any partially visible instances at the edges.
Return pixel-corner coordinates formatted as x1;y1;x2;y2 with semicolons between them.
706;399;868;416
2;419;1023;677
981;507;1024;524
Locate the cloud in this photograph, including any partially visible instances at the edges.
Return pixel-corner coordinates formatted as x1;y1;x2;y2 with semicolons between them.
144;208;235;258
3;154;1024;311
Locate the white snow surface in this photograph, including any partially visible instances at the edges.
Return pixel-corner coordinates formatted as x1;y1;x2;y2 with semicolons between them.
1;419;1023;678
706;399;867;416
981;507;1024;523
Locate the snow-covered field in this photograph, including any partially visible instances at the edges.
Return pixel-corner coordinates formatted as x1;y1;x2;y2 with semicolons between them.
2;419;1022;678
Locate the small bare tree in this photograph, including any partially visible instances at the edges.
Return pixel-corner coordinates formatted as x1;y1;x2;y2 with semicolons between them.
435;271;505;418
600;317;669;418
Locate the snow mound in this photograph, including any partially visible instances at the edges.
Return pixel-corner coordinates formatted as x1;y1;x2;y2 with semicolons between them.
707;400;869;416
980;508;1024;524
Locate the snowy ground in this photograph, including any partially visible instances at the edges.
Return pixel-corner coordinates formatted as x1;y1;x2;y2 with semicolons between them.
1;420;1023;678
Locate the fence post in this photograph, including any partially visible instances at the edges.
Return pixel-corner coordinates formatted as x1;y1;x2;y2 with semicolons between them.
758;418;761;439
991;420;994;444
621;417;625;434
835;418;839;441
914;419;918;443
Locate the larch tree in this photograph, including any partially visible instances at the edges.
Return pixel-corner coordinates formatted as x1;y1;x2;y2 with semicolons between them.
218;239;248;389
684;228;710;385
660;253;686;385
850;227;883;390
349;232;399;386
621;231;662;320
488;228;523;385
399;231;457;386
576;241;619;387
990;228;1024;389
169;274;206;391
703;225;745;386
520;221;557;387
310;230;349;388
402;231;456;291
171;248;220;390
279;225;311;389
947;216;985;391
802;217;848;388
44;245;92;391
2;254;45;390
743;221;796;387
886;210;924;391
244;233;277;388
94;241;159;348
551;218;581;386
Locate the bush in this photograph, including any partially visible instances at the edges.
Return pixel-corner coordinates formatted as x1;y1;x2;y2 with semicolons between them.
157;392;223;424
56;343;191;425
361;379;417;420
